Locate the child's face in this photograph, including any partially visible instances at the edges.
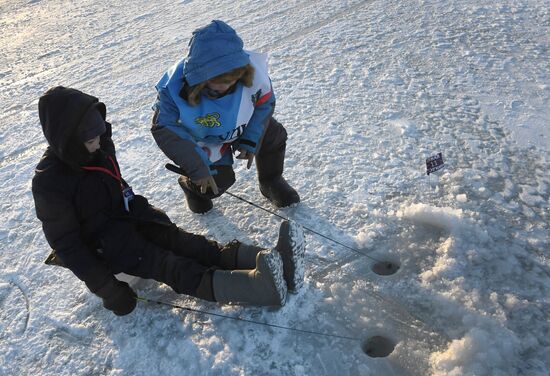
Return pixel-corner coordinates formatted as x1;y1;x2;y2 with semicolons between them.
84;135;101;153
205;79;238;96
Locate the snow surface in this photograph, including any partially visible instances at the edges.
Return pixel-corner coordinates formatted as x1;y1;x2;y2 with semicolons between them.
1;0;549;375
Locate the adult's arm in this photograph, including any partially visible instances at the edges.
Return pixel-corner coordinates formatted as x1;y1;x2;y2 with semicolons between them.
151;88;211;181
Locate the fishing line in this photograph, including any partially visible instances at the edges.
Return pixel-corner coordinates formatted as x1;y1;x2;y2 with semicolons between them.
137;296;360;342
165;163;387;264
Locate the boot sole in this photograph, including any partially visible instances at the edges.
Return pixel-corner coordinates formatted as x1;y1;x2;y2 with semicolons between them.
279;220;306;293
258;249;287;306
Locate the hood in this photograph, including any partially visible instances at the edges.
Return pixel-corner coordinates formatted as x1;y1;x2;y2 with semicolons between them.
38;86;107;168
183;20;250;86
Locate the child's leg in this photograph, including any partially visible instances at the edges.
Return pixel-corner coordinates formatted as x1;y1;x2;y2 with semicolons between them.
138;222;272;272
125;240;215;299
127;244;287;306
255;118;300;207
138;223;222;266
139;222;267;270
131;224;291;306
255;117;287;182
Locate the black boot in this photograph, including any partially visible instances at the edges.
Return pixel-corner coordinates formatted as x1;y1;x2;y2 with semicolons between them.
178;176;213;214
260;176;300;208
255;118;300;208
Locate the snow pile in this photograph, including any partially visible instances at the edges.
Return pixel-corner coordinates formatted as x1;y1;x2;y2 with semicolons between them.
395;202;548;375
397;203;464;233
430;326;521;376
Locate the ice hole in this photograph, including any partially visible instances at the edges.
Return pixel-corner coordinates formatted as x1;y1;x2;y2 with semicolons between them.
361;335;396;358
371;260;400;276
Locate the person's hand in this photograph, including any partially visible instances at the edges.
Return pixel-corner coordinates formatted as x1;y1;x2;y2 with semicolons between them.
236;148;255;169
193;175;219;195
95;278;137;316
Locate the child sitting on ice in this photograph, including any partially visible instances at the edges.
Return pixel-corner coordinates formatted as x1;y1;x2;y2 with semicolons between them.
32;86;305;316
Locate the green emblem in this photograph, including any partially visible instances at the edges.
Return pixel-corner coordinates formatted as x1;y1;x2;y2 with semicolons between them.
195;113;221;128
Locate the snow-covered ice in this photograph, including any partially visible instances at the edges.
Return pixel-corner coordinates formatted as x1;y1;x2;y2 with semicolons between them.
1;0;549;375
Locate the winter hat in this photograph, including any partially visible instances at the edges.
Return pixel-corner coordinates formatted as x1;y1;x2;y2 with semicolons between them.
77;107;106;142
183;20;250;86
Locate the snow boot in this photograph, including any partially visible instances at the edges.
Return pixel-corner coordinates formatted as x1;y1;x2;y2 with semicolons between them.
275;220;306;292
178;176;213;214
255;119;300;208
219;240;262;270
212;249;287;306
259;176;300;208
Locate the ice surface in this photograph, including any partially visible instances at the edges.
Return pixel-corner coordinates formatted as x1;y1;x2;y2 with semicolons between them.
1;0;549;375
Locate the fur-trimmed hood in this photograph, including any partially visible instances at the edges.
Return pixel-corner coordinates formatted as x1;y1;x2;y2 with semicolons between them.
183;20;250;86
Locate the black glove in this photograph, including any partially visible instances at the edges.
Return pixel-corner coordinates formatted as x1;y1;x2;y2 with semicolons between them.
95;277;137;316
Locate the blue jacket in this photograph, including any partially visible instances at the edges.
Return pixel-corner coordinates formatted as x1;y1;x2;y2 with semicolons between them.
152;51;276;180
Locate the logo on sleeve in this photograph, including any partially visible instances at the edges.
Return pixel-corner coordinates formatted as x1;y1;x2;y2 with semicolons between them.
195;113;221;128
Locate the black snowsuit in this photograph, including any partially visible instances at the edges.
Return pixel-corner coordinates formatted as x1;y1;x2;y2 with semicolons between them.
32;87;223;307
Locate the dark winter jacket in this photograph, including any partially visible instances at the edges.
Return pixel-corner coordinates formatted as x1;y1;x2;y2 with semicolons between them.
32;87;171;294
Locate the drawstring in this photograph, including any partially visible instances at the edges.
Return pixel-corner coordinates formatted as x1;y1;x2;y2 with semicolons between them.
83;155;134;212
82;155;126;190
